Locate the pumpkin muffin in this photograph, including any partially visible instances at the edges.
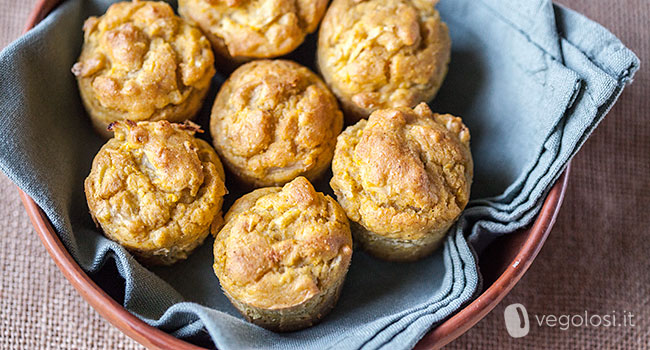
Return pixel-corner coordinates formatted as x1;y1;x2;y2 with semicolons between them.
178;0;328;65
317;0;451;122
72;1;215;137
330;103;472;261
85;120;227;265
210;60;343;187
213;177;353;331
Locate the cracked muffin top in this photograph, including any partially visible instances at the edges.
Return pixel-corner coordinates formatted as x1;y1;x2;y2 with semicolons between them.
330;103;472;241
317;0;451;122
72;1;215;136
84;120;227;265
210;60;343;187
213;177;353;309
178;0;328;62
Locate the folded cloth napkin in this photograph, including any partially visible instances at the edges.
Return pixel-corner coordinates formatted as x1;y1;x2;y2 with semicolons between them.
0;0;637;349
432;0;639;252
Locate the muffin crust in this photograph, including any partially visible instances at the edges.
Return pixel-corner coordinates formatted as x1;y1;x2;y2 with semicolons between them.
85;120;227;265
317;0;451;122
214;177;353;331
72;1;215;137
210;60;343;187
178;0;328;63
330;103;472;261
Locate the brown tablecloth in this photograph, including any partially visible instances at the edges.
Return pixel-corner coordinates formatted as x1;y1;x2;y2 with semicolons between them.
0;0;647;349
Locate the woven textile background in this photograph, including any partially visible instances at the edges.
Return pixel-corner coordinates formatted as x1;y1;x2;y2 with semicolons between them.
0;0;647;349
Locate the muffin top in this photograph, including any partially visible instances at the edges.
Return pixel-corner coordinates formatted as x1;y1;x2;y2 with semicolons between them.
317;0;451;121
330;103;472;240
214;177;352;310
72;1;215;121
85;120;226;260
210;60;343;187
178;0;328;59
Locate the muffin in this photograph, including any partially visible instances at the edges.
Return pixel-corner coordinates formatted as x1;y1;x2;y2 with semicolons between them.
72;1;216;137
210;60;343;187
85;120;227;265
178;0;328;65
330;103;472;261
317;0;451;122
213;177;353;331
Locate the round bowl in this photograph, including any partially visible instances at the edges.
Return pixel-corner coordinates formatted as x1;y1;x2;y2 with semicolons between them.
19;1;570;349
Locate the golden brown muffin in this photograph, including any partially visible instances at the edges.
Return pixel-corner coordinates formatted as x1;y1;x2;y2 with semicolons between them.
330;103;472;261
210;60;343;188
317;0;451;122
178;0;328;66
85;120;227;265
72;1;216;137
213;177;353;331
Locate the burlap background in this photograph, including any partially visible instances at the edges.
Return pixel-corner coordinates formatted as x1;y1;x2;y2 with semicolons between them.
0;0;647;349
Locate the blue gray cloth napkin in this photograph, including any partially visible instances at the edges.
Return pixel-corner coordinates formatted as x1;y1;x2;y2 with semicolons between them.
0;0;638;349
432;1;639;252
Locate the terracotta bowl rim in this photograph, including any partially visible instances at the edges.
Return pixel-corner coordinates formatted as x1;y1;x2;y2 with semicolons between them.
18;1;571;349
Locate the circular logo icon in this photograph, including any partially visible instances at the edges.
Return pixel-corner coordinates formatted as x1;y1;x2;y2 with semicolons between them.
504;303;530;338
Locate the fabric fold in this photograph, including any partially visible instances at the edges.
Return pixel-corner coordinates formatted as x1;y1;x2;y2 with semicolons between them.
461;3;639;251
